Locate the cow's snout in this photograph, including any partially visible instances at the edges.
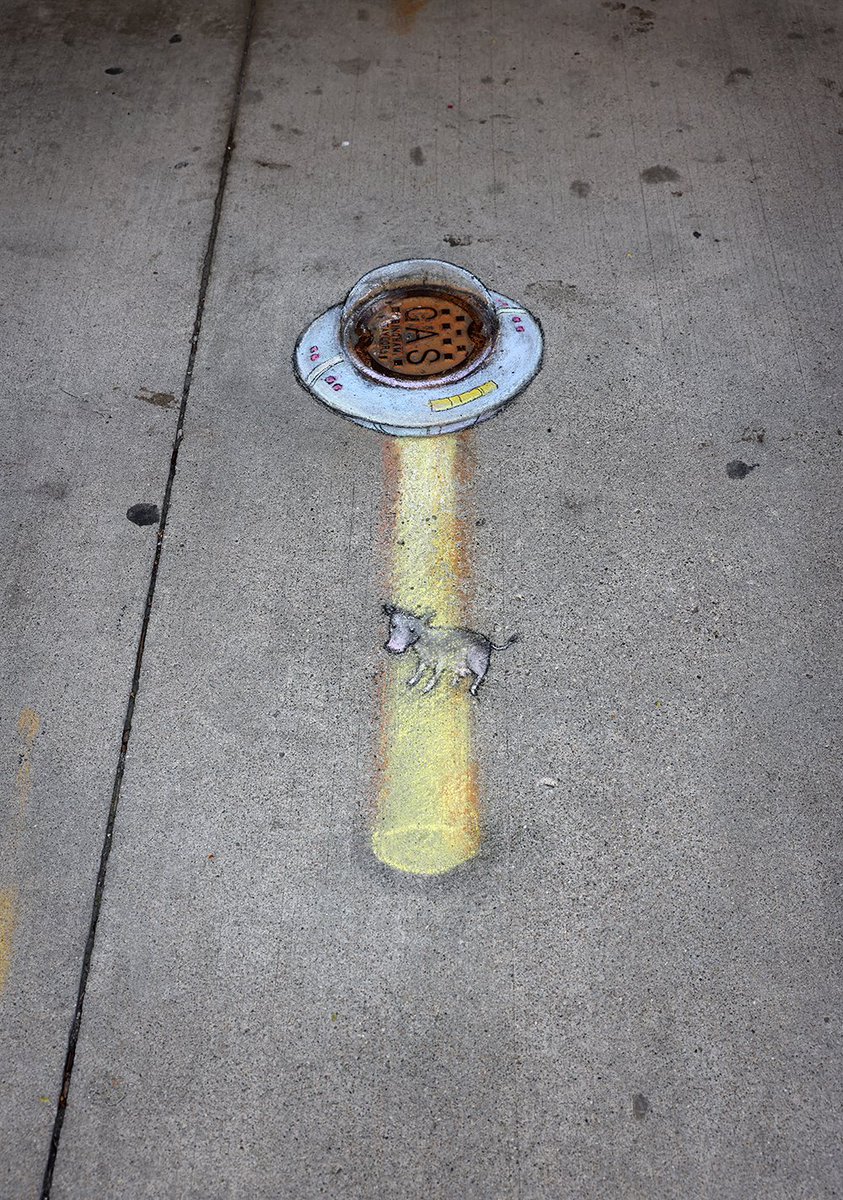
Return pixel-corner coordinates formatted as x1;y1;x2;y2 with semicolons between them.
384;637;406;654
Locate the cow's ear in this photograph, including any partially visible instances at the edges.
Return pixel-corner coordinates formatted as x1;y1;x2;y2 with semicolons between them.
382;602;395;615
421;609;436;624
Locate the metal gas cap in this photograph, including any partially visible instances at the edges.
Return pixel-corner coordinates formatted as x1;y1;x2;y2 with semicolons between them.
294;259;542;436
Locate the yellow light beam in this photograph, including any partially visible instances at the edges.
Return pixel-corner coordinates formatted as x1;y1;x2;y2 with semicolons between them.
374;435;480;876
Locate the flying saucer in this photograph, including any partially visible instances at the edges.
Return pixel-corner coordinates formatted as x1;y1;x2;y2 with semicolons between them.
293;259;542;437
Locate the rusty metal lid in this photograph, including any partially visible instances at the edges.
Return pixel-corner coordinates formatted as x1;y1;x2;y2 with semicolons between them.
340;260;498;389
350;287;490;381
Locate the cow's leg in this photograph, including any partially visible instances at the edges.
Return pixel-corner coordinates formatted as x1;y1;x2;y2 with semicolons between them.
421;665;446;694
467;645;491;698
451;660;471;688
469;668;487;698
406;659;427;688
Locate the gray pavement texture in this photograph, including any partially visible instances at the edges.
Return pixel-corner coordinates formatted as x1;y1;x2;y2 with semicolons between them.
1;0;841;1197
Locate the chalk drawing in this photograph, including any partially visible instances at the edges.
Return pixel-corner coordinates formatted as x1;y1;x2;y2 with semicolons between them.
383;606;518;698
430;380;498;413
295;262;541;876
294;259;542;437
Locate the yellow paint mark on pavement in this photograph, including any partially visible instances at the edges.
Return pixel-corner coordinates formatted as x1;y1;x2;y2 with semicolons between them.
375;436;480;875
3;709;40;991
392;0;430;33
16;707;40;810
18;709;40;744
0;889;19;995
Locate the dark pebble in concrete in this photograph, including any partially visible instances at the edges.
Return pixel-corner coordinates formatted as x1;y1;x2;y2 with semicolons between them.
726;460;759;479
127;503;160;526
641;164;680;183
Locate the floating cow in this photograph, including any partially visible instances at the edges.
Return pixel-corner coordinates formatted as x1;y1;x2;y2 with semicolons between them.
382;604;519;698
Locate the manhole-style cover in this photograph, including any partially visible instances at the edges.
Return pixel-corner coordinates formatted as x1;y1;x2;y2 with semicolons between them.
350;287;492;382
294;259;542;436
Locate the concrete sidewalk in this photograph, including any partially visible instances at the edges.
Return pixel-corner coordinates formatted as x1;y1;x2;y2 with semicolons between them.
1;1;841;1197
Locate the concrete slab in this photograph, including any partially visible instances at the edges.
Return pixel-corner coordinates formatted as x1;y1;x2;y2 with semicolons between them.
0;2;250;1195
7;0;841;1196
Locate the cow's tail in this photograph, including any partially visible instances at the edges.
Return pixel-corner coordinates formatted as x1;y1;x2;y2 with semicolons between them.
490;633;520;652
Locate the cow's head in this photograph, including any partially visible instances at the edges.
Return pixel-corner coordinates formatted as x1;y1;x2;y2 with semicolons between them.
382;604;435;654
